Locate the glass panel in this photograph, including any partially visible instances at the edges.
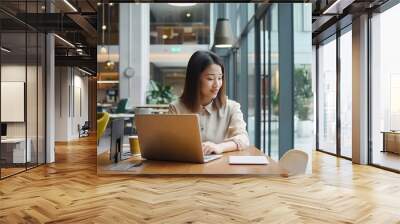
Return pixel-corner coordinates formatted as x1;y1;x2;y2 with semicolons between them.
318;37;337;154
247;4;254;21
0;8;28;177
371;4;400;171
261;11;272;156
38;32;45;165
26;0;39;168
236;43;242;107
293;4;314;154
27;30;38;169
339;29;352;158
270;4;279;161
260;17;269;153
227;51;235;99
97;3;119;112
247;27;255;145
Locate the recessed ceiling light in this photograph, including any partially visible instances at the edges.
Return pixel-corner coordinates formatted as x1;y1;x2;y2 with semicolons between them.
97;80;119;84
109;3;114;6
78;67;92;76
215;44;232;48
63;0;78;12
322;0;346;15
186;13;191;18
54;34;75;48
1;47;11;53
168;3;197;7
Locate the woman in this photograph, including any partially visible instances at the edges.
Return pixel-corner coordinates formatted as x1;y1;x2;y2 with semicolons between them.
169;50;249;155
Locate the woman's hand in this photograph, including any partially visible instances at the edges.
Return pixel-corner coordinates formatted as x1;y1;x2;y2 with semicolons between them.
202;141;224;155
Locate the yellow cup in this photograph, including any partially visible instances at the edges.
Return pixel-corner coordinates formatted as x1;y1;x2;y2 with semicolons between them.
129;136;140;155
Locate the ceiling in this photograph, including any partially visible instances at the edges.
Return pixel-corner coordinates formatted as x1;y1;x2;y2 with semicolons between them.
0;0;98;73
150;3;210;24
312;0;390;44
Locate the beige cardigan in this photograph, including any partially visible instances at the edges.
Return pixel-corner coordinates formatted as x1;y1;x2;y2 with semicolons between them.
168;99;250;150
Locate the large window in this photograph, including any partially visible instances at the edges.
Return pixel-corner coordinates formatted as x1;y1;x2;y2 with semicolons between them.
260;16;269;154
0;1;46;179
339;28;352;158
247;27;256;145
269;4;279;160
216;3;313;162
371;3;400;171
293;4;314;153
258;4;279;160
317;37;337;155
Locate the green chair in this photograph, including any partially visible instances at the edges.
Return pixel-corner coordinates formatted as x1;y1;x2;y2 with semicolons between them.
115;98;128;113
97;112;110;144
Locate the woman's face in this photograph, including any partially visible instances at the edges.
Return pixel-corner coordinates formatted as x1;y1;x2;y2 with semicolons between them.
199;64;223;103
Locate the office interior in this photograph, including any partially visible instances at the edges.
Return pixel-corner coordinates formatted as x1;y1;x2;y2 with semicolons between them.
0;1;97;179
97;0;400;174
1;0;400;222
97;3;316;174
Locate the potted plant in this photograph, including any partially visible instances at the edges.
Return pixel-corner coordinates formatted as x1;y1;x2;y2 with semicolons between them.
294;67;313;137
146;80;177;104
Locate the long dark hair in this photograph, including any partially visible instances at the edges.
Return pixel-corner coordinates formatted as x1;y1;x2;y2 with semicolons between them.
180;51;227;112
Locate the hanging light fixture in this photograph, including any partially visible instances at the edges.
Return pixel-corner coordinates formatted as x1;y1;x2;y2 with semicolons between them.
100;3;107;55
105;3;115;71
213;18;235;48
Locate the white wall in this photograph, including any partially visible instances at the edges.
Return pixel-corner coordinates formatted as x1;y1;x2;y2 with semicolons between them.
55;67;89;141
1;65;36;137
71;74;89;138
1;64;46;164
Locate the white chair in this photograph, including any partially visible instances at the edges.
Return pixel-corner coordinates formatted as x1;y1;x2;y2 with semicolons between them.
279;149;309;176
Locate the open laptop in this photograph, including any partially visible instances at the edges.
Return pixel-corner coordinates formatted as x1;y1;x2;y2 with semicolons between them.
135;114;222;163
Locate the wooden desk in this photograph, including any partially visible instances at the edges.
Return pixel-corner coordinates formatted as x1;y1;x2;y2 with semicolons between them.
1;138;31;165
382;131;400;154
97;147;288;177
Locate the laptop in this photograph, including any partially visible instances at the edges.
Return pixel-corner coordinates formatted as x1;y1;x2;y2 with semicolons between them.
135;114;222;163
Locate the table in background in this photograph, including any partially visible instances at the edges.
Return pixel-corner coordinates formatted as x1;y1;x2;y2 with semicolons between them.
1;138;32;166
109;113;135;135
382;131;400;154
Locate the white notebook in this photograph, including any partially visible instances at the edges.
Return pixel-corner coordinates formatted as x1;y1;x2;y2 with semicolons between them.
229;156;269;165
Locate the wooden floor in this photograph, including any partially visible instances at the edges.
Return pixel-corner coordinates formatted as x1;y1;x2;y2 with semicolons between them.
372;151;400;171
1;136;400;223
1;167;26;178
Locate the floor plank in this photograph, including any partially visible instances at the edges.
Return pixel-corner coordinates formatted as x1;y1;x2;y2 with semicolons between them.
0;135;400;223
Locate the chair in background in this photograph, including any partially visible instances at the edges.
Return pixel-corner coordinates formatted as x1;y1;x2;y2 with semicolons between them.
78;121;90;138
97;112;110;144
109;118;126;163
279;149;308;176
115;98;128;113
